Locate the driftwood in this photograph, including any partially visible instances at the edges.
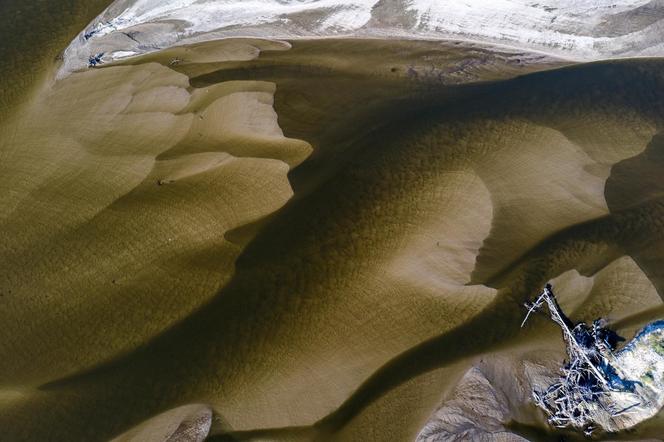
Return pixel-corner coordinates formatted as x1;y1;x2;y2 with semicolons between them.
521;284;644;436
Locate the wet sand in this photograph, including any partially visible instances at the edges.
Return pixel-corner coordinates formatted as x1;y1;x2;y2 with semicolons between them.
1;24;663;442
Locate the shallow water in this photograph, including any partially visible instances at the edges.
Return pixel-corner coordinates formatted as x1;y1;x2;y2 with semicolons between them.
1;6;664;442
0;0;110;111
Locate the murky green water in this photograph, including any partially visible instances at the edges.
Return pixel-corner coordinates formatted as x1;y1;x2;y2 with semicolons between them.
0;0;110;112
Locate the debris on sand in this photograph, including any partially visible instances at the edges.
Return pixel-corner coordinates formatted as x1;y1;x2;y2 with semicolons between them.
522;284;664;435
88;52;105;67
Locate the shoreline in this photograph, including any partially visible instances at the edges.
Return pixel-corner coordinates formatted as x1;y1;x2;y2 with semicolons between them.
60;33;577;80
58;0;664;78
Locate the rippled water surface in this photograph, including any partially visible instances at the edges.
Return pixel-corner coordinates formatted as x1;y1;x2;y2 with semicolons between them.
2;3;664;441
0;0;110;110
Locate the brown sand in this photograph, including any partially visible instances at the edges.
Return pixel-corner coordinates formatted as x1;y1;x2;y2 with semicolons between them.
0;37;663;441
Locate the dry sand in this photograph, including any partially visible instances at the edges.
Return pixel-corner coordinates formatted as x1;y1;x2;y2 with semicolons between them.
1;36;663;442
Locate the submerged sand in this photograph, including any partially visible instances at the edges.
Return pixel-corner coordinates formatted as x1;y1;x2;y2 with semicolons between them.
0;36;663;441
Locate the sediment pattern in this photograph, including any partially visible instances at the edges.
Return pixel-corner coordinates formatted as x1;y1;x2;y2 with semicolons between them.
1;36;664;441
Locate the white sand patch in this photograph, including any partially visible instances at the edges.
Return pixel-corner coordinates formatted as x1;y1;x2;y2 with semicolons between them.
60;0;664;76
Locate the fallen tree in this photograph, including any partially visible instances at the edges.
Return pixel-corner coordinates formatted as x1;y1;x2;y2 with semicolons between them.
522;284;664;435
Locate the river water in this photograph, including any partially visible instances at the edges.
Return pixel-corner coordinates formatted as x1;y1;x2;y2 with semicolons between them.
0;0;110;112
